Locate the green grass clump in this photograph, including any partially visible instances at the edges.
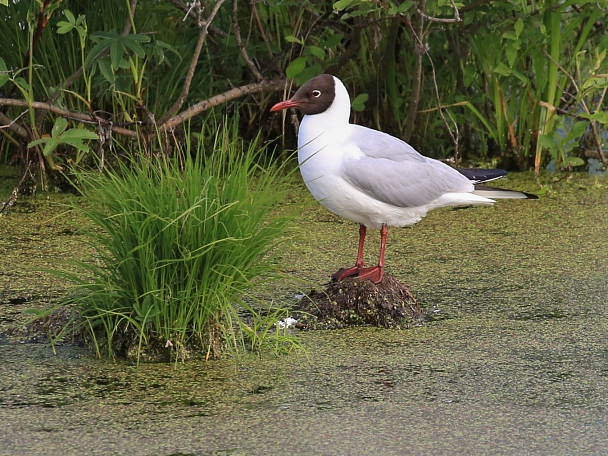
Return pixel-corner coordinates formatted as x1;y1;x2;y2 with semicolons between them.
57;128;298;362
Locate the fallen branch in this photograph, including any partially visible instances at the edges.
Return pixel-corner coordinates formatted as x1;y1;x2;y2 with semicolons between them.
0;79;286;139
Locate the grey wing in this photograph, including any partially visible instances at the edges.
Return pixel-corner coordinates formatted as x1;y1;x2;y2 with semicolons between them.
342;126;473;207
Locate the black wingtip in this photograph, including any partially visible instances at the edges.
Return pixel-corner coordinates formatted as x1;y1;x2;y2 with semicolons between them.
457;168;508;183
521;191;539;199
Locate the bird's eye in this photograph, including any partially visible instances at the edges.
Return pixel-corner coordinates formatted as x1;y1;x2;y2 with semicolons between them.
312;90;321;98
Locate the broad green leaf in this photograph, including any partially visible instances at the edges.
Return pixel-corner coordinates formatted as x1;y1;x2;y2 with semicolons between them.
319;33;343;49
580;111;608;125
565;121;588;142
493;63;512;77
123;35;148;57
539;134;557;151
561;156;585;168
307;45;325;60
396;1;413;13
514;18;524;37
85;41;112;67
0;0;8;6
333;0;356;11
56;21;73;34
286;56;307;79
351;93;369;112
27;138;46;148
61;129;99;141
284;35;304;45
97;58;115;83
64;9;76;24
110;40;125;69
43;138;60;156
51;118;68;138
0;57;9;88
60;138;89;152
506;40;520;67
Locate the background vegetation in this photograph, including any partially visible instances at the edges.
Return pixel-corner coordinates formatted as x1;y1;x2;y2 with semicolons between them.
0;0;606;180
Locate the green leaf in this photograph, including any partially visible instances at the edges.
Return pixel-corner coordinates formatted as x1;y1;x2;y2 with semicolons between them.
333;0;356;11
42;138;60;156
351;93;368;112
284;35;304;45
51;118;68;138
0;0;8;6
97;58;115;83
0;57;9;89
85;40;111;67
64;9;76;24
286;56;307;79
56;21;73;34
539;134;557;152
306;45;325;60
493;63;512;77
514;18;524;38
561;156;585;168
505;40;521;67
110;40;125;69
123;36;148;58
61;129;99;141
565;121;588;142
60;138;89;152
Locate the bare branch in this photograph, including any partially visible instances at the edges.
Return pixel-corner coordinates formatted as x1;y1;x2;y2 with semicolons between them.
1;79;286;139
416;0;461;23
158;0;228;126
161;79;285;131
233;0;264;80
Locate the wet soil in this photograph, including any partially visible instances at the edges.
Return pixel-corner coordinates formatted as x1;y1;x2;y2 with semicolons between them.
2;168;608;455
296;274;424;329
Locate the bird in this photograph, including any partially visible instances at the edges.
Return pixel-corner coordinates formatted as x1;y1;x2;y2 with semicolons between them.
270;74;536;284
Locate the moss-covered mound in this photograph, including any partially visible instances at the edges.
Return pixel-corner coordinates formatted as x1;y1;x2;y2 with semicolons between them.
294;274;426;329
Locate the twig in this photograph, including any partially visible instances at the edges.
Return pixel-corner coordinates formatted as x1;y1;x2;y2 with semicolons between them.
0;161;34;216
158;0;228;126
233;0;264;80
161;79;285;131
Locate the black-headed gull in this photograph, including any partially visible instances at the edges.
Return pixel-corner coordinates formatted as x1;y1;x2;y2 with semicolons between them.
271;74;536;283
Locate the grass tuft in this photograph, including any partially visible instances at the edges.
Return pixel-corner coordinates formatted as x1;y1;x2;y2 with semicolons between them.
54;124;300;362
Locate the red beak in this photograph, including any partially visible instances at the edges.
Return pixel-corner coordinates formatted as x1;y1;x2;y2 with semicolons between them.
270;99;300;112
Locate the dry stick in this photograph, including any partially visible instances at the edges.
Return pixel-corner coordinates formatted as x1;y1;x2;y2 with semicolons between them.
251;0;275;60
0;161;34;216
0;111;29;138
158;0;228;126
403;0;462;159
161;79;285;131
402;1;426;143
233;0;264;81
543;50;607;165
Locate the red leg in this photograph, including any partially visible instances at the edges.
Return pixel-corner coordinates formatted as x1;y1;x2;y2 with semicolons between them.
357;224;388;283
332;224;367;281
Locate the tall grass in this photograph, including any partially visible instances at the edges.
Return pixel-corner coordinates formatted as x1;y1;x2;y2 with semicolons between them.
56;124;298;362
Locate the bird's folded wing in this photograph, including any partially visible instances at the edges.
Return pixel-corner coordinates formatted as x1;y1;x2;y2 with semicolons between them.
342;126;473;207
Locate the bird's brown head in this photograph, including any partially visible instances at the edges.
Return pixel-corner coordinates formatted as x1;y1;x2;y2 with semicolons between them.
270;74;336;116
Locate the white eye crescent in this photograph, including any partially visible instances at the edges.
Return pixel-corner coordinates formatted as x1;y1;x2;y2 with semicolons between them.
312;90;321;98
